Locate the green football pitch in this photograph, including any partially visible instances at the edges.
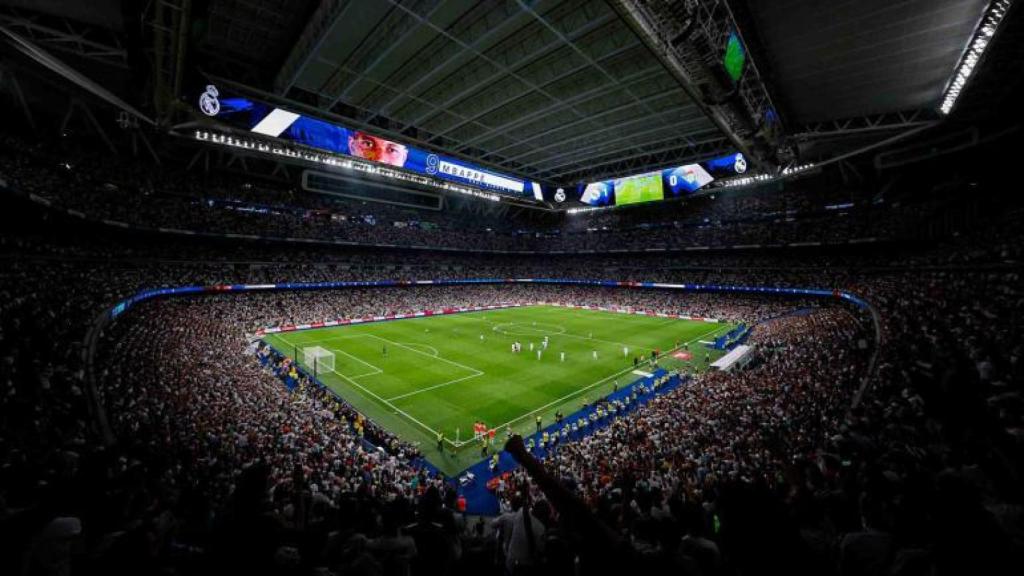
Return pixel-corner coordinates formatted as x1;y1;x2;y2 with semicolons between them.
262;304;735;474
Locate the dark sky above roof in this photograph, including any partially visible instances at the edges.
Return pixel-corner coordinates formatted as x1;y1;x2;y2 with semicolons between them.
743;0;990;125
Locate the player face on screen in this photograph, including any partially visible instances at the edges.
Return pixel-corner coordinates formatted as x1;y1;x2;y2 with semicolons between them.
348;131;409;167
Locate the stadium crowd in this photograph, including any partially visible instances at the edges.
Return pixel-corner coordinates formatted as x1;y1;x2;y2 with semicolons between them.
2;236;1022;575
0;134;963;254
1;134;1023;575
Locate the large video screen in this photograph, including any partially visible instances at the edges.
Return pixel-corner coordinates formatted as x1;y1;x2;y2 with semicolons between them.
193;85;540;198
724;31;746;83
579;152;746;207
613;171;664;206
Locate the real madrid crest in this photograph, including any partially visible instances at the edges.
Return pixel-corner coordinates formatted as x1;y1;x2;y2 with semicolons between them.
199;85;221;117
734;153;747;174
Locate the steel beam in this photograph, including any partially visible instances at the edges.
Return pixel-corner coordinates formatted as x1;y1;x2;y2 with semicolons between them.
365;5;537;126
551;138;731;182
536;132;726;179
513;0;683;139
274;0;351;95
413;11;620;138
0;7;128;68
454;66;667;154
375;0;604;146
613;0;769;165
505;113;712;168
791;110;937;140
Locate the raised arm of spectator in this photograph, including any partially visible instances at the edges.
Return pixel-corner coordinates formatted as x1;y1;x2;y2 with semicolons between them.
503;434;627;563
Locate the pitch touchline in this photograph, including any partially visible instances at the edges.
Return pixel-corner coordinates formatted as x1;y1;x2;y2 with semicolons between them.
271;333;446;439
294;333;484;376
270;333;383;378
267;318;735;449
474;322;734;443
272;332;489;405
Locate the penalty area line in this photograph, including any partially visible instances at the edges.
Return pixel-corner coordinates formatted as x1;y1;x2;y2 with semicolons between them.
267;333;445;442
385;371;485;402
363;334;484;376
324;367;445;441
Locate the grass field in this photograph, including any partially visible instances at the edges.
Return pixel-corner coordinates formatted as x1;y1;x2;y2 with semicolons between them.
262;305;735;474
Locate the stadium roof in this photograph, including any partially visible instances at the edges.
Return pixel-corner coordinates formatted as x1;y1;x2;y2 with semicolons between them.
0;0;1013;186
261;0;729;184
741;0;989;126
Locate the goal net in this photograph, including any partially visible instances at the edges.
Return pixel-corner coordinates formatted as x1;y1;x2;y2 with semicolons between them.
302;346;335;374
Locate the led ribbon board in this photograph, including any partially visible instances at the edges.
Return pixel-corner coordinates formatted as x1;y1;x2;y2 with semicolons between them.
195;85;540;198
724;31;746;83
579;152;747;206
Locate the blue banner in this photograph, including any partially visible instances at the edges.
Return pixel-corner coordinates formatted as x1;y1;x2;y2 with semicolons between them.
196;86;540;198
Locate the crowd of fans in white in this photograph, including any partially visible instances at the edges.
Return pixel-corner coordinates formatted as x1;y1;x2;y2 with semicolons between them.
2;233;1021;575
1;138;1022;575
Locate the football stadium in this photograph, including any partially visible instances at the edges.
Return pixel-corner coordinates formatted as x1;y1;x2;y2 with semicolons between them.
0;1;1022;575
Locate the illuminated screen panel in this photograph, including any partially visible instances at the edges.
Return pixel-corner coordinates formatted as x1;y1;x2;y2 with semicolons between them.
613;171;664;206
193;85;539;198
577;153;747;207
577;152;745;206
724;31;746;82
579;181;613;206
704;152;748;175
664;164;714;197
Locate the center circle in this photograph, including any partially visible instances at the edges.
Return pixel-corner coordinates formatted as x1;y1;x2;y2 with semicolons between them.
492;322;567;337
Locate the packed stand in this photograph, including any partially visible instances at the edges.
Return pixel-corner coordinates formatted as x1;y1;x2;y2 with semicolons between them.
1;204;1022;574
0;134;967;254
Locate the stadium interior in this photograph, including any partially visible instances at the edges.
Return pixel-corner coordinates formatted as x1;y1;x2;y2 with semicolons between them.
1;0;1022;574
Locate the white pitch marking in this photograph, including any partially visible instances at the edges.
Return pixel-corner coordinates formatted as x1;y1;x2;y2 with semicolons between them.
334;348;383;377
485;318;650;351
270;333;445;440
268;311;738;449
276;333;485;400
362;334;484;376
385;372;484;402
462;323;733;447
397;342;440;357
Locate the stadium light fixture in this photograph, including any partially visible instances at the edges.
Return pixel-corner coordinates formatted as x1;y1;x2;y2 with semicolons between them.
781;162;816;176
567;205;615;215
939;0;1013;115
717;162;816;189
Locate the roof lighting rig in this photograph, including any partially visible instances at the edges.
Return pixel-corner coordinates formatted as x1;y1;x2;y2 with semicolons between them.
939;0;1014;115
616;0;784;169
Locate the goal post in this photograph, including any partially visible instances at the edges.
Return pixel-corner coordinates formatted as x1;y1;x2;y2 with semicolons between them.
302;346;335;376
